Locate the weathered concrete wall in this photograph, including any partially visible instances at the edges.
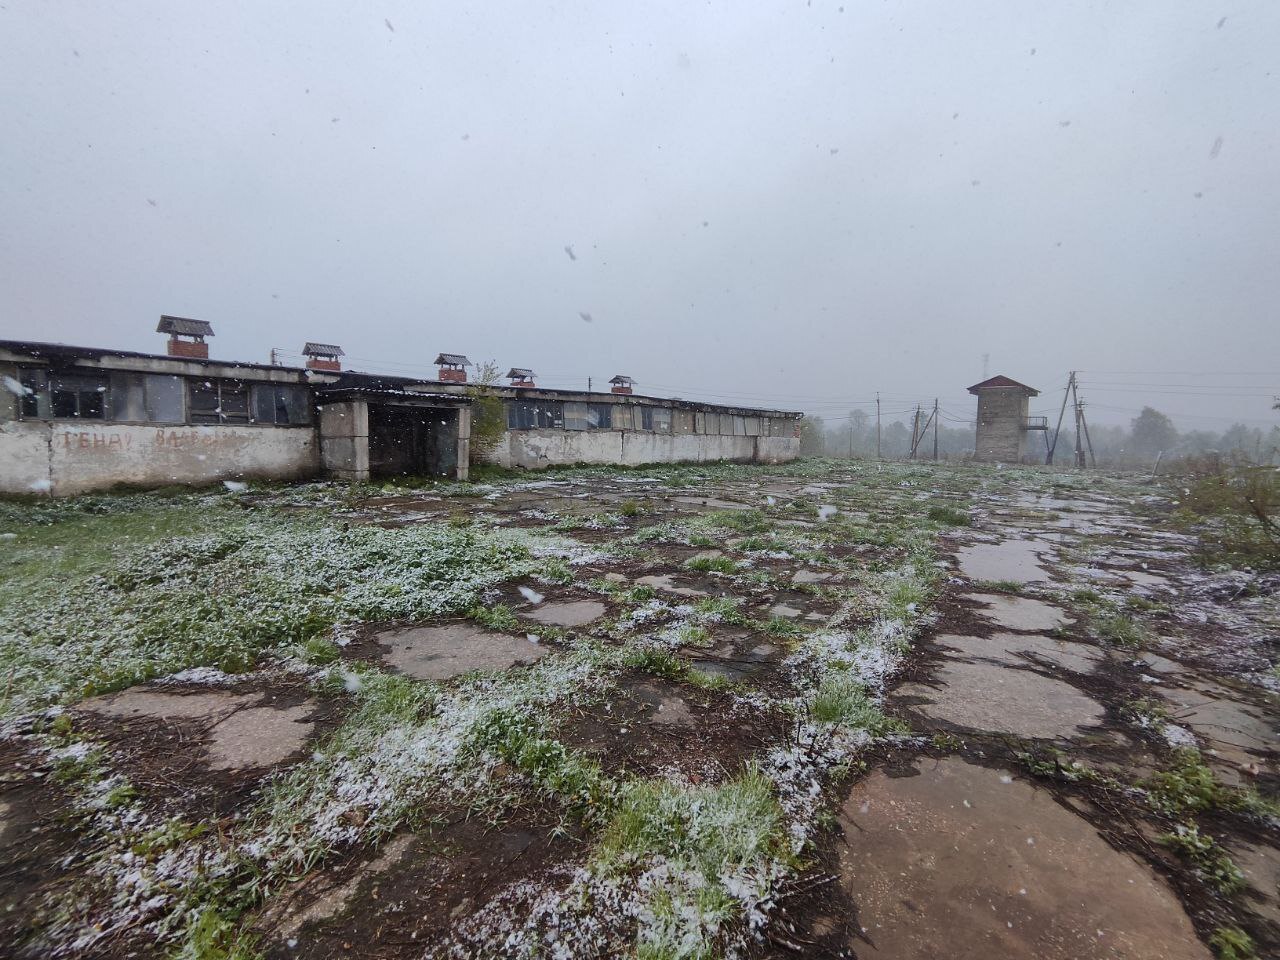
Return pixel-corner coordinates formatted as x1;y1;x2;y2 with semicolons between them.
489;429;800;469
0;421;319;496
319;401;369;481
974;388;1030;463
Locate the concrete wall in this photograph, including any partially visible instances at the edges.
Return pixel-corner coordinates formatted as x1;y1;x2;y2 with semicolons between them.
489;429;800;469
974;388;1031;463
319;401;370;482
0;420;319;496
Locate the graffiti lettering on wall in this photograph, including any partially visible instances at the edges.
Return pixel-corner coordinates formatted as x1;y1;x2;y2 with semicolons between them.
60;431;134;450
57;430;248;452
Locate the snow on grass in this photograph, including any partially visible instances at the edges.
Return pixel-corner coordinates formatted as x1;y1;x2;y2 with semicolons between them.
0;515;537;718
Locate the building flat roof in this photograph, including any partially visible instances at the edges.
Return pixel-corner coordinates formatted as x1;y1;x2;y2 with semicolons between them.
0;339;803;419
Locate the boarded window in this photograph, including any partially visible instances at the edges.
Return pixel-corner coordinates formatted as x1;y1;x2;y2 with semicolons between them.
613;405;634;431
506;399;563;430
744;417;761;436
639;407;654;430
251;384;311;425
651;407;672;433
190;379;249;424
564;401;613;430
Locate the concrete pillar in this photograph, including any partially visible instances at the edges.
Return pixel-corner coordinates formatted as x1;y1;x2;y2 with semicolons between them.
320;400;370;481
455;406;471;481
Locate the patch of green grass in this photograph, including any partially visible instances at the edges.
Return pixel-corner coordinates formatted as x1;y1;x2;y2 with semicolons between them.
809;674;905;735
467;604;520;632
1093;612;1147;648
973;579;1023;594
1209;926;1256;960
687;534;717;548
1145;749;1220;815
685;555;739;575
596;768;787;958
706;509;772;534
0;511;533;717
694;596;749;625
626;585;658;603
174;907;261;960
300;635;341;665
469;708;614;820
623;647;689;682
537;559;575;586
761;616;802;637
1159;823;1245;895
926;505;970;526
619;500;643;517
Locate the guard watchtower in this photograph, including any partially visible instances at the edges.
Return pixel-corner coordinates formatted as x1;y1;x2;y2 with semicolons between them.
968;375;1045;463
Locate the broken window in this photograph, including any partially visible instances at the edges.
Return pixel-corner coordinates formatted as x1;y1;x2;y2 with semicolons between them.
506;399;563;430
190;379;249;424
18;369;108;419
250;384;312;425
564;401;613;430
639;406;672;432
106;373;186;423
17;368;50;418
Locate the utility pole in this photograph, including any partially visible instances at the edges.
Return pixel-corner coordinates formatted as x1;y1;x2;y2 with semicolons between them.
909;406;921;459
848;422;853;459
1073;390;1086;469
875;393;881;459
587;376;592;393
933;398;939;461
1047;371;1075;465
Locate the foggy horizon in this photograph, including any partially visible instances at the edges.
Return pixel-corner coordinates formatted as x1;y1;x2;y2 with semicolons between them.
2;2;1278;432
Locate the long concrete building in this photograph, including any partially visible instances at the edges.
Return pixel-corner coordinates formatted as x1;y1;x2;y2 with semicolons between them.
0;321;802;496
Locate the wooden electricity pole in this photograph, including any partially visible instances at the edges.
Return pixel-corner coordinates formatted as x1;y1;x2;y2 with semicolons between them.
1047;371;1075;465
875;393;881;459
933;398;939;460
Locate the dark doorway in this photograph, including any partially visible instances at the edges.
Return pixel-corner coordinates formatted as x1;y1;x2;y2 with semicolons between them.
368;405;458;478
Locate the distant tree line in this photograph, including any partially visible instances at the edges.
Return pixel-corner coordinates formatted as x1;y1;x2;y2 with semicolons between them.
799;404;1280;467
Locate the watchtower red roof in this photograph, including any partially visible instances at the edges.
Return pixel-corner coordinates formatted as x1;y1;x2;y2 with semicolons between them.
967;375;1039;396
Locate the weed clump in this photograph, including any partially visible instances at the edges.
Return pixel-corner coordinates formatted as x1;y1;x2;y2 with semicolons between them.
809;674;904;736
685;555;739;575
926;505;970;526
1209;926;1256;960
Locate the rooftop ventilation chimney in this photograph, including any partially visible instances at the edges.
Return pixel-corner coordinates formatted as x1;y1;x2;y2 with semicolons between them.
435;353;471;383
609;375;634;396
506;367;536;388
157;315;213;359
302;342;344;372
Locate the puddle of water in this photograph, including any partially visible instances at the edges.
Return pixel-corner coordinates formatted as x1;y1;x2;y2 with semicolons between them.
379;624;549;680
523;600;607;627
1161;682;1278;779
672;496;751;511
966;593;1071;632
896;659;1104;739
939;633;1101;674
837;758;1212;960
634;574;708;598
956;539;1051;584
769;604;803;619
1228;840;1280;926
793;569;833;584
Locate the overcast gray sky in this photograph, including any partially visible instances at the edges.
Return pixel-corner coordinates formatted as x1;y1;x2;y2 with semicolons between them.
2;2;1277;429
